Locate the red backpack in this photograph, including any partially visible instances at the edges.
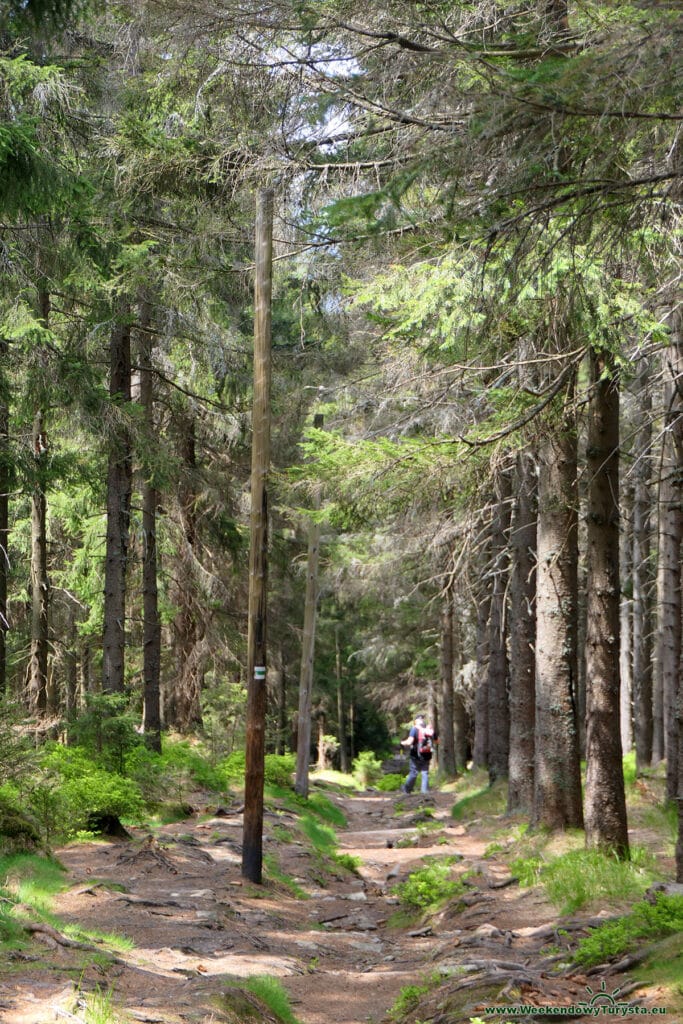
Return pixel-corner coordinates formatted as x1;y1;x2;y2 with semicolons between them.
417;727;434;758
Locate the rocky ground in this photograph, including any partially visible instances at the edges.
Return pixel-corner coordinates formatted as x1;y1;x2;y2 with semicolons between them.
0;787;676;1023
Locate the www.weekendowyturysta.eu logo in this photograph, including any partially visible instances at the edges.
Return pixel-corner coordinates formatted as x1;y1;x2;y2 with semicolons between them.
483;980;668;1017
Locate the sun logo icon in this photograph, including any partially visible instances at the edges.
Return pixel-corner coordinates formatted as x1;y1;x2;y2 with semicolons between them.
584;980;622;1006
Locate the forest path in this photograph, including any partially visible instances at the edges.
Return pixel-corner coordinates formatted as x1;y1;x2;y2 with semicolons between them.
0;787;657;1024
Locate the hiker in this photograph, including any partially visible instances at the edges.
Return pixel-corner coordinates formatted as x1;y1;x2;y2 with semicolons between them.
400;714;435;794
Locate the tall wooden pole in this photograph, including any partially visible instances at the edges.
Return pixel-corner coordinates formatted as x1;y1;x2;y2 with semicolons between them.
242;189;274;884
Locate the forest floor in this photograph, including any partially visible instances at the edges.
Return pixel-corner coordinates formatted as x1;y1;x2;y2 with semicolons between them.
0;783;679;1024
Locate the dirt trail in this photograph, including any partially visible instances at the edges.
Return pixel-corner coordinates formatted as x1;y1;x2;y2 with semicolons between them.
0;788;662;1024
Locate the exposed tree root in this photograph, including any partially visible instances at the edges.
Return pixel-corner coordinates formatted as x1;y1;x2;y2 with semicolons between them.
117;835;179;873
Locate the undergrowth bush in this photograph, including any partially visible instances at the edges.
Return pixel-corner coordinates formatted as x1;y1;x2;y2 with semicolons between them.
376;773;402;791
352;750;383;788
393;858;464;911
574;894;683;966
28;746;146;841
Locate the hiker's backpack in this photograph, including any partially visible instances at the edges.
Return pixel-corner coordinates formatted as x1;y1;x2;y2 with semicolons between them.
417;728;434;758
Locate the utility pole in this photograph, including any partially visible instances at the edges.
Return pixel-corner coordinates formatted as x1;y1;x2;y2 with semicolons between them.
295;414;324;797
242;189;274;884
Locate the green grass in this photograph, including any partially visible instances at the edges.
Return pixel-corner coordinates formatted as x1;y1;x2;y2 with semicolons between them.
511;846;660;915
242;976;301;1024
65;924;134;951
450;774;507;821
263;854;309;899
573;894;683;967
389;976;437;1020
299;815;336;857
309;768;361;791
0;853;67;918
0;903;26;947
81;986;124;1024
306;792;347;828
264;786;347;829
633;933;683;1017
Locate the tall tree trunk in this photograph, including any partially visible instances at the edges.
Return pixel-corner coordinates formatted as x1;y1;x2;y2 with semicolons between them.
0;336;9;696
275;645;287;756
316;709;327;771
584;349;629;856
632;357;653;771
64;598;79;739
26;284;51;715
295;463;322;798
170;415;204;731
654;307;683;792
102;310;132;694
472;532;491;769
508;451;537;812
534;375;583;829
619;478;634;755
139;300;161;751
439;581;456;778
335;624;350;773
488;475;511;783
27;409;49;715
453;612;469;773
428;678;439;769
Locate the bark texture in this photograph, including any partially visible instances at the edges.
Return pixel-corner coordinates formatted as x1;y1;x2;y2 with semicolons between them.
170;416;205;732
584;349;629;856
654;305;683;797
472;534;491;769
27;409;49;714
0;336;9;695
534;386;583;829
439;583;456;778
632;357;653;771
139;300;161;752
488;474;511;783
508;451;537;812
102;313;132;694
619;479;633;754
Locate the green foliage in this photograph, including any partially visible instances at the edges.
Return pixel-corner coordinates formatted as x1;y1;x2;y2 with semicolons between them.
0;791;43;854
389;975;439;1021
263;854;309;899
0;0;87;29
376;773;403;792
574;895;683;967
0;852;67;925
160;739;226;793
32;745;145;840
0;903;25;947
241;976;302;1024
0;701;36;785
335;852;362;873
79;986;123;1024
514;847;659;915
66;694;143;775
451;778;507;821
622;751;638;789
219;749;247;785
299;815;336;858
306;792;347;828
392;858;464;911
264;754;297;789
352;750;384;788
